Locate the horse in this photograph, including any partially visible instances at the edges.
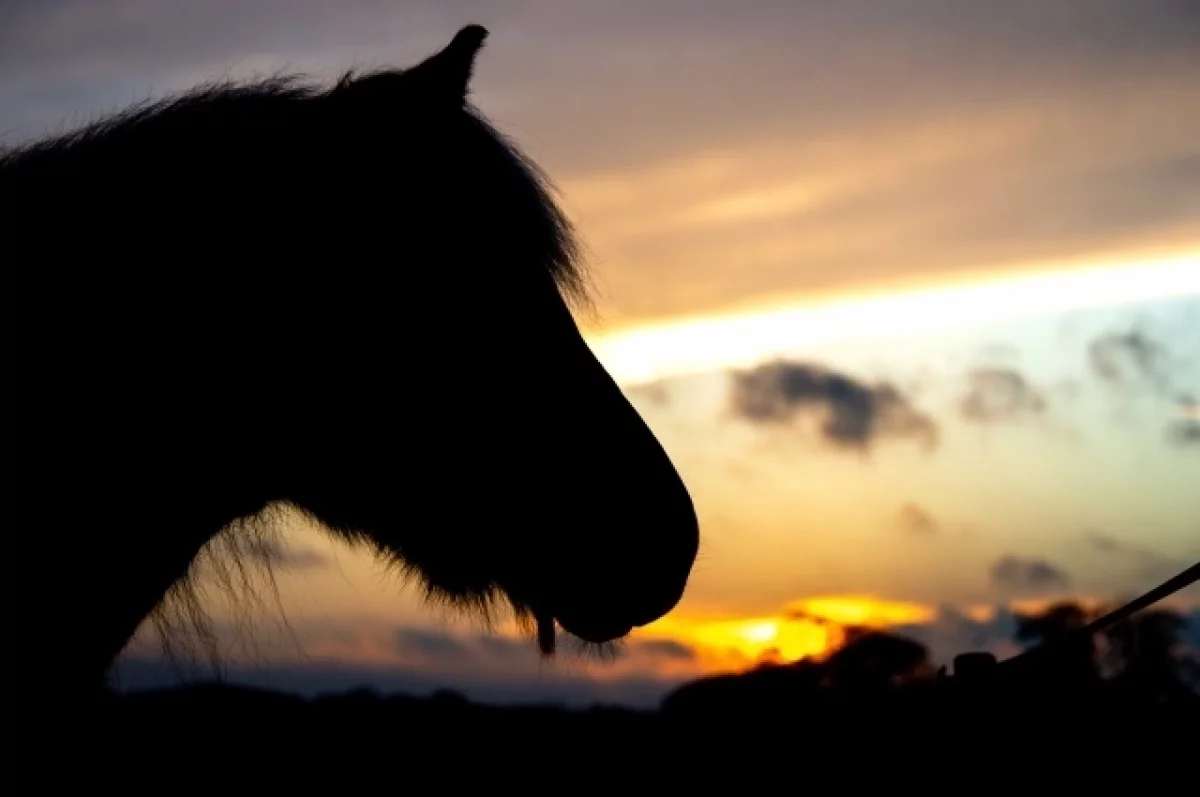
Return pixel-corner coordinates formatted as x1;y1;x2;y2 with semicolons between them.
0;25;699;710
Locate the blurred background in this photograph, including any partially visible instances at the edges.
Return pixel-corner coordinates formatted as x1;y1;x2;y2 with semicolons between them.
5;1;1198;708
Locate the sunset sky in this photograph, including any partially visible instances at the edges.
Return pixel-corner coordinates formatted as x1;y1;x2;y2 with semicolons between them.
5;1;1198;708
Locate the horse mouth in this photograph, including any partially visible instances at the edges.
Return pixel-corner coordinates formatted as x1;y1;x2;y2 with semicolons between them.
552;611;633;645
542;587;690;649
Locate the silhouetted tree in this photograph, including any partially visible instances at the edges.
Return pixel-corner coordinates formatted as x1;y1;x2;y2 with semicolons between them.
1103;608;1198;703
1014;601;1093;644
824;627;931;695
1012;601;1102;690
660;626;935;721
660;658;829;722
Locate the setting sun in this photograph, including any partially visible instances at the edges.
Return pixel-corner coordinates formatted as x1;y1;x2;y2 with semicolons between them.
739;620;780;644
667;616;831;667
638;596;940;671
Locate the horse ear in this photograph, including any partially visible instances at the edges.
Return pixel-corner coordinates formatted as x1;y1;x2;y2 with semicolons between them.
410;25;489;104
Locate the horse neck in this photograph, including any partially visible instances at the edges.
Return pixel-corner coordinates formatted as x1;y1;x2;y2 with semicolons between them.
4;492;238;700
2;289;274;704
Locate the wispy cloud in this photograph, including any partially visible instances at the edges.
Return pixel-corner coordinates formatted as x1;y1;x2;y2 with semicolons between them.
959;367;1047;424
1083;530;1195;584
897;503;939;536
989;555;1071;592
1088;330;1174;394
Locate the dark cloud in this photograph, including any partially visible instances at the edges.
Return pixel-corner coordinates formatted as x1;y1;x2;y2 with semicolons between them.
474;634;529;659
989;555;1071;592
244;538;329;570
392;626;700;673
729;360;938;452
959;367;1047;424
1168;397;1200;446
395;628;473;658
894;604;1020;666
1169;420;1200;447
1088;330;1174;394
637;639;696;660
897;503;938;536
1087;331;1200;445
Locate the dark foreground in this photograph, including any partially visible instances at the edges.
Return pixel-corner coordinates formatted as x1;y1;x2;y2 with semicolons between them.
13;603;1200;780
8;671;1193;789
98;676;1197;765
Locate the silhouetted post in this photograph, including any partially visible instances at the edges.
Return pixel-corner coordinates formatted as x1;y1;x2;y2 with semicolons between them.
954;651;998;680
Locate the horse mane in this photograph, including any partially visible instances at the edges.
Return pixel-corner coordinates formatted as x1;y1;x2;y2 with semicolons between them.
0;65;593;313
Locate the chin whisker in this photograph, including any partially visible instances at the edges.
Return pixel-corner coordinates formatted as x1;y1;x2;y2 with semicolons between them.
562;634;626;663
536;609;556;655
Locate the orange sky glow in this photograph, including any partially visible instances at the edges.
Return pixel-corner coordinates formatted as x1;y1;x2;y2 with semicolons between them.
636;595;937;669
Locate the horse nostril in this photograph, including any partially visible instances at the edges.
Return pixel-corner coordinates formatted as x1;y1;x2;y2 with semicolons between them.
553;457;699;639
621;542;697;629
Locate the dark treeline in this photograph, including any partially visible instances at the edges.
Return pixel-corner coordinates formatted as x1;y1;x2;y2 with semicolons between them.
86;599;1199;758
663;600;1200;723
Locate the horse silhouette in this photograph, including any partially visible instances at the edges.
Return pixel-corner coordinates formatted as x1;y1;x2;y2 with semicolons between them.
0;25;699;707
